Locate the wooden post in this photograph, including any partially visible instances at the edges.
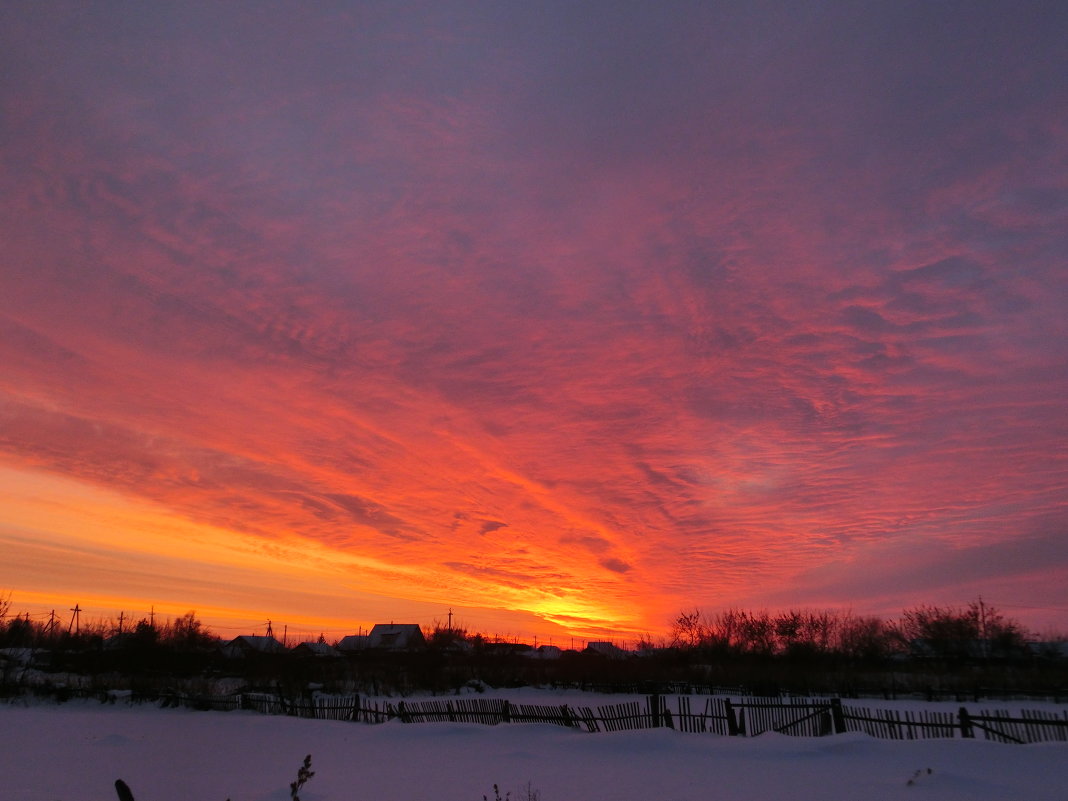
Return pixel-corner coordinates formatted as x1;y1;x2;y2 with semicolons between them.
502;699;511;723
561;704;574;728
724;699;740;736
663;707;675;729
959;707;974;738
830;698;847;734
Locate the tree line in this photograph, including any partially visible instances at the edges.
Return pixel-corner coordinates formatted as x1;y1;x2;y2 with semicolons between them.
0;592;1059;665
663;601;1041;662
0;596;216;655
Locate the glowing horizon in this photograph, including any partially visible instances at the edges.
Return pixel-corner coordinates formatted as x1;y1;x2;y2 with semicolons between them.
2;4;1067;642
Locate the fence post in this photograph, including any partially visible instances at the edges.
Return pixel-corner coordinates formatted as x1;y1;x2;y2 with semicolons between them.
561;704;574;728
830;698;847;734
724;699;740;736
502;699;511;723
959;707;974;738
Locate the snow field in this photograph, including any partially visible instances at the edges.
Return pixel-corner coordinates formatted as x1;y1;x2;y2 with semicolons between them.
1;701;1065;801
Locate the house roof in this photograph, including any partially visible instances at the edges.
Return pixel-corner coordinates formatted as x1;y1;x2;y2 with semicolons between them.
293;641;339;657
336;634;370;651
523;644;562;659
585;641;627;658
221;635;286;657
1027;641;1068;658
368;623;426;650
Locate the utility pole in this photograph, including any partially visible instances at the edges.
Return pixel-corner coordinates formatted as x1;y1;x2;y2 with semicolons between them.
47;609;57;637
447;608;454;631
265;619;273;638
149;606;156;627
117;611;126;635
68;603;81;635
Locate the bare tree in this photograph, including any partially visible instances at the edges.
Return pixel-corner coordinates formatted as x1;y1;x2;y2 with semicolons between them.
670;609;708;649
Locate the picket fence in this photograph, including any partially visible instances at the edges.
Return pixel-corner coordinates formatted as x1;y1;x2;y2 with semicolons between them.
145;691;1068;745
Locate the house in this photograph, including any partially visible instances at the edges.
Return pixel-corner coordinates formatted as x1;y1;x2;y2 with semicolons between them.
103;632;137;651
522;644;562;660
482;641;533;656
368;623;426;651
292;641;340;658
0;647;35;668
585;641;627;659
336;634;370;652
909;637;1027;661
221;635;286;658
1027;641;1068;660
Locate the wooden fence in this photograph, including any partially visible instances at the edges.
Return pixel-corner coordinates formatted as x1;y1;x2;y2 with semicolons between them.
960;707;1068;744
99;690;1068;745
840;703;957;740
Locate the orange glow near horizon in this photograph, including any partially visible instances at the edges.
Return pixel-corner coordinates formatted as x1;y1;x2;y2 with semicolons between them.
0;464;644;642
2;5;1067;641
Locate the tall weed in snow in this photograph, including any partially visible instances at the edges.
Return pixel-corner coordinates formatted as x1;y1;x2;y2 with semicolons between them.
485;781;541;801
114;754;316;801
290;754;315;801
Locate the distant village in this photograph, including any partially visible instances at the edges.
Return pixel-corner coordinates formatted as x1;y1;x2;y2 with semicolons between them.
3;601;1066;700
221;622;629;661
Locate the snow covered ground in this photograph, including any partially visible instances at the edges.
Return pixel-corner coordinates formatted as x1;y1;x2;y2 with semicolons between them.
1;699;1066;801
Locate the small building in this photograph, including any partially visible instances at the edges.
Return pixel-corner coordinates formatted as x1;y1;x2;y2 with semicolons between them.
522;644;562;660
0;647;35;667
368;623;426;651
482;641;533;656
103;633;137;651
336;634;370;652
585;641;627;659
292;641;340;658
1027;641;1068;660
221;635;286;659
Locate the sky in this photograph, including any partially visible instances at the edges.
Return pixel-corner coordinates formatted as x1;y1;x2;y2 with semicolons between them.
1;2;1066;643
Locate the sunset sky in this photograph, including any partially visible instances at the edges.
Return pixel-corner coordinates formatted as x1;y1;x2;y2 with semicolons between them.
2;2;1066;643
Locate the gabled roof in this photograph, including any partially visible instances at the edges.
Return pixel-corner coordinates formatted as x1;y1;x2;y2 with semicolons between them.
336;634;370;652
221;635;286;657
522;644;562;659
585;641;627;658
293;641;340;657
368;623;426;650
